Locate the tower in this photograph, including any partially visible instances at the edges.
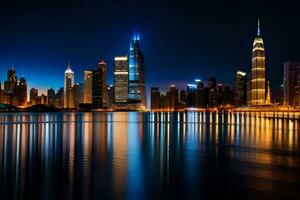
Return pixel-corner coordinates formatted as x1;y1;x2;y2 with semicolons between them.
128;33;146;109
83;70;93;104
114;56;128;103
248;19;266;106
64;62;74;108
235;70;247;107
92;59;107;109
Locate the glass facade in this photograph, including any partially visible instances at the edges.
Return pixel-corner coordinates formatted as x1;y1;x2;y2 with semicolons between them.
128;34;146;108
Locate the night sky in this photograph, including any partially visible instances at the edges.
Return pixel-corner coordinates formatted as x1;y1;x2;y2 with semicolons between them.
1;0;300;97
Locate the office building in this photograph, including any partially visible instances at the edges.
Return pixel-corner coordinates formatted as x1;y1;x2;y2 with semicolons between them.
47;88;56;106
128;33;146;108
30;88;38;105
92;59;107;109
151;87;160;110
283;61;300;106
16;77;27;106
114;56;129;103
235;70;247;107
187;84;197;107
64;63;74;108
83;70;93;104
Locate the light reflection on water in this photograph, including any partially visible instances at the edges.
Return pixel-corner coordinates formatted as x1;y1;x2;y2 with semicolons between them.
0;112;299;199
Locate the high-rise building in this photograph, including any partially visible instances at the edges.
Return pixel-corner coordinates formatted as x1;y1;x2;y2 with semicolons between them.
30;88;38;105
248;20;266;106
114;56;129;103
187;84;197;107
107;85;115;107
208;77;217;90
4;68;17;104
16;77;27;106
150;87;160;110
47;88;56;106
169;85;178;110
283;61;300;106
64;63;74;108
55;87;64;108
92;60;107;109
73;83;82;108
179;90;187;105
83;70;93;104
196;79;205;107
235;70;247;107
128;34;146;108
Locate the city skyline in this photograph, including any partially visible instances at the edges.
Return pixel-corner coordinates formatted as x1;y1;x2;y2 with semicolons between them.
1;1;300;97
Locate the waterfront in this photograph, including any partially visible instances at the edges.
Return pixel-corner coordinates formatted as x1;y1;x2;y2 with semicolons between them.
0;112;299;199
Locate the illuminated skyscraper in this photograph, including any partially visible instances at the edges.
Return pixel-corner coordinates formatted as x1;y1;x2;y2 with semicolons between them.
83;70;93;103
64;63;74;108
114;56;128;103
92;59;107;109
248;19;266;106
128;33;146;109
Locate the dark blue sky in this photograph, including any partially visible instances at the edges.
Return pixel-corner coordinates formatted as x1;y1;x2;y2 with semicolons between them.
1;0;300;96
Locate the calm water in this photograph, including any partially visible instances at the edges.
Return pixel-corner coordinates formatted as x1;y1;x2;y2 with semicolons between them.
0;112;299;200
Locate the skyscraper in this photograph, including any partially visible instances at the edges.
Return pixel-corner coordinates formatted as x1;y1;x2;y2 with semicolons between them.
150;87;160;110
4;68;17;104
283;61;300;106
47;88;56;106
248;20;266;106
92;59;107;109
73;83;82;108
16;77;27;106
128;33;146;109
187;84;197;107
169;85;178;110
64;63;74;108
114;56;128;103
235;70;247;107
83;70;93;104
30;88;38;105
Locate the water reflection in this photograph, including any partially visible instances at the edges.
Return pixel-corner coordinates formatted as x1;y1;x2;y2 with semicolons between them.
0;112;299;199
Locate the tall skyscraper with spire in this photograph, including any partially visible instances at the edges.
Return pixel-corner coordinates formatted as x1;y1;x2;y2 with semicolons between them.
128;33;146;109
64;62;74;108
248;19;266;106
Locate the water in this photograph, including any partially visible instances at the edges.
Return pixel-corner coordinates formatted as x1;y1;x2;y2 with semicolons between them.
0;112;299;199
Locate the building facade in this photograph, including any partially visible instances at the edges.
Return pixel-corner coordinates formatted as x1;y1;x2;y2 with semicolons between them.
16;77;27;106
235;70;247;107
64;63;74;108
128;34;146;109
83;70;93;104
283;61;300;106
114;56;129;103
248;20;266;106
150;87;160;110
92;60;107;109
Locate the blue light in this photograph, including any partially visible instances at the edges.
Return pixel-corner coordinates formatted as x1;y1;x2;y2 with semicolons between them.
187;84;197;88
195;79;201;82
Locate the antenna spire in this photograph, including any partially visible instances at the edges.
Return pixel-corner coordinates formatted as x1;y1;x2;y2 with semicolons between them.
257;19;261;36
